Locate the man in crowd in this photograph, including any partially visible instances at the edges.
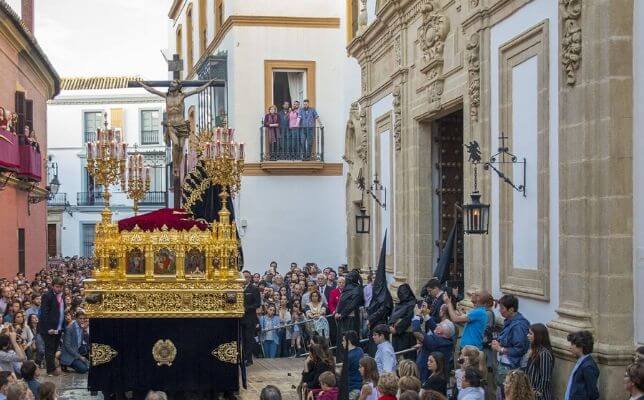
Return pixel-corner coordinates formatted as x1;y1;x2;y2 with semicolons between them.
372;324;396;374
317;274;333;302
241;270;261;366
412;315;455;383
422;278;444;332
443;289;491;350
565;330;599;400
625;362;644;400
39;276;65;376
490;294;530;395
327;277;344;315
24;294;40;319
298;99;321;160
0;288;11;315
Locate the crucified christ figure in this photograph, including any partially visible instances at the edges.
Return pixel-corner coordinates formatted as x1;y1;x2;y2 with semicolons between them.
139;79;214;207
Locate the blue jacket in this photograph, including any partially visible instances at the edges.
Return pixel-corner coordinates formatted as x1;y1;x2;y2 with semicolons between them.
498;312;530;368
60;321;83;366
347;347;364;391
566;355;599;400
412;318;454;383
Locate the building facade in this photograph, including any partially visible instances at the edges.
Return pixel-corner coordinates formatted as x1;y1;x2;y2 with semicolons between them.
0;0;59;277
47;77;167;258
167;0;360;272
345;0;639;397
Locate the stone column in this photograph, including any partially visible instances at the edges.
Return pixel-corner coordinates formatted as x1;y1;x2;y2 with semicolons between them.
548;0;635;397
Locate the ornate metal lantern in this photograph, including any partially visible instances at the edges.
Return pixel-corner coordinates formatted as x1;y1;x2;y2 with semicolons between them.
462;191;489;234
355;206;370;235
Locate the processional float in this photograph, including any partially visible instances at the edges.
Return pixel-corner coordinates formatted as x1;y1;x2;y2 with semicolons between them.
84;113;246;396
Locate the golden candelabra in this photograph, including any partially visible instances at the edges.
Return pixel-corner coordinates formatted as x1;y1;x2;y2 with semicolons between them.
86;114;126;223
203;128;245;203
125;146;150;215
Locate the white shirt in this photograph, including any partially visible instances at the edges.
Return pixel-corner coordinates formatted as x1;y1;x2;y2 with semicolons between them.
375;341;397;374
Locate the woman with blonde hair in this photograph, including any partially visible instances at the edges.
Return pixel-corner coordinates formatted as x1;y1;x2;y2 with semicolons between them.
455;346;486;393
503;369;535;400
358;356;379;400
397;358;420;379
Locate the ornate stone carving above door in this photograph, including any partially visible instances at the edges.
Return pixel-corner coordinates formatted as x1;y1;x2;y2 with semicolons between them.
418;2;450;66
560;0;582;85
467;33;481;123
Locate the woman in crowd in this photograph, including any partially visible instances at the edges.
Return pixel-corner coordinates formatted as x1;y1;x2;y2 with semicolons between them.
305;291;329;338
277;297;292;357
12;311;34;357
388;284;417;359
422;352;447;396
376;372;398;400
259;304;282;358
358;356;380;400
398;376;422;394
459;368;485;400
503;370;534;400
301;343;334;395
398;359;420;379
27;314;44;365
264;105;280;159
291;306;305;356
420;391;448;400
455;346;486;395
38;381;57;400
524;323;554;400
3;300;20;323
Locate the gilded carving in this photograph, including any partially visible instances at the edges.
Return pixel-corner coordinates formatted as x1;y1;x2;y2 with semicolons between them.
467;33;481;122
91;343;118;366
212;342;239;364
418;2;450;65
152;339;177;366
392;86;402;151
560;0;581;85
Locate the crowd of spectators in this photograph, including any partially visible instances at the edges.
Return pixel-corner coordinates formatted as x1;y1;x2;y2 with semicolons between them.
250;269;644;400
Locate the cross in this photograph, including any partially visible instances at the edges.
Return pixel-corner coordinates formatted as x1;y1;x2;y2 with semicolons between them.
498;133;510;153
167;54;183;80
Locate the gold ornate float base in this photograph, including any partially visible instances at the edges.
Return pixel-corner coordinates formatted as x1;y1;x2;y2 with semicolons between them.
84;279;244;318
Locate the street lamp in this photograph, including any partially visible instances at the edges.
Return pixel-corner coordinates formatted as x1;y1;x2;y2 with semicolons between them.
355;205;370;234
462;142;490;235
46;157;60;200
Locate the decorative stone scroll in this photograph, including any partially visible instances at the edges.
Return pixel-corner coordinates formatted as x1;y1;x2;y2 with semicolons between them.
392;86;402;150
560;0;581;85
357;108;368;164
418;1;450;110
467;33;481;122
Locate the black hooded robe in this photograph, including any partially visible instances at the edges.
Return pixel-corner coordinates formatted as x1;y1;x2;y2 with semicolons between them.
335;270;364;359
388;283;417;360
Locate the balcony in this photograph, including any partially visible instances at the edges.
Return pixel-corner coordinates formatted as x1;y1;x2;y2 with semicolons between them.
0;128;42;182
259;126;325;174
77;191;104;206
140;191;166;205
47;193;67;207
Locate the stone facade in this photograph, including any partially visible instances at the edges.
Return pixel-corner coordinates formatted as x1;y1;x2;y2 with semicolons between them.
346;0;636;397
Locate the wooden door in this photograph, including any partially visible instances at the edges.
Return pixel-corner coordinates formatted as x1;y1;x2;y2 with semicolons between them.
47;224;57;258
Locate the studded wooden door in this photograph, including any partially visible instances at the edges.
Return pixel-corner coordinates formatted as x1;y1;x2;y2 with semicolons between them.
434;110;464;294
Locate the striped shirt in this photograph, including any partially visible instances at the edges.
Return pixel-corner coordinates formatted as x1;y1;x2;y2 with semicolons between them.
526;347;555;400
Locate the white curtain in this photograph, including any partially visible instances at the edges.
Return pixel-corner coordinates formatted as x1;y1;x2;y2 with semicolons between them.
287;72;304;103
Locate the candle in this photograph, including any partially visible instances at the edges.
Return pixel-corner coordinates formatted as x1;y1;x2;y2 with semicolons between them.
216;129;221;141
230;141;236;158
228;129;234;141
239;142;244;159
108;129;113;142
145;167;150;182
121;143;127;160
216;141;221;157
87;142;93;160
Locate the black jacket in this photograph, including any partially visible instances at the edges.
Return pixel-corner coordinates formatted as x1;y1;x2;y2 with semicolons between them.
242;284;261;326
39;289;65;334
336;271;364;318
567;355;600;400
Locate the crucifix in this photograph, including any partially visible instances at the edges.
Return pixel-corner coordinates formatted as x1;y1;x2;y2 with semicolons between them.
128;54;226;208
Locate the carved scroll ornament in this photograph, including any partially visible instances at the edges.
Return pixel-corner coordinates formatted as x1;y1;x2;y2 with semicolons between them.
418;2;450;65
560;0;582;85
467;33;481;122
392;86;402;151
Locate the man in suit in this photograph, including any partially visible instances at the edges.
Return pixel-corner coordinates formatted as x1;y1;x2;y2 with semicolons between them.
564;330;600;400
241;270;261;366
39;276;65;376
60;310;89;373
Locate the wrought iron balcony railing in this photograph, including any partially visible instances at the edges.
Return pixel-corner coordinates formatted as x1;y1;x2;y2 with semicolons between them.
140;191;166;205
47;193;67;207
77;191;104;206
259;126;324;162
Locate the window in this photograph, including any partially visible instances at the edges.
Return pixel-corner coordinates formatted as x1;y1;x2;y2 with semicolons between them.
215;0;224;32
81;224;96;258
199;0;207;55
176;25;183;74
347;0;359;42
25;100;33;134
141;110;161;144
18;229;25;275
14;91;25;135
186;4;194;75
84;111;103;142
264;60;316;111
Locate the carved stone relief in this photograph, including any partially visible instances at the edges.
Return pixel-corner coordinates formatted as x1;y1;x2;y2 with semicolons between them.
394;34;402;67
361;65;368;94
392;86;402;150
357;108;368;164
357;0;368;35
560;0;582;85
418;2;450;65
467;33;481;122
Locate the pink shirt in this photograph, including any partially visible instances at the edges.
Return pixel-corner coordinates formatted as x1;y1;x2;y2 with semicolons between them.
288;110;300;128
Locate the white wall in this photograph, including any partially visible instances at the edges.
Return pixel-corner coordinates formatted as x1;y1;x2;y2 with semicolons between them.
490;0;559;323
633;0;644;346
231;1;341;17
236;176;346;273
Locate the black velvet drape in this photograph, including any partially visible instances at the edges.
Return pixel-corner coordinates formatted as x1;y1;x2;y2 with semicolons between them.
88;318;240;394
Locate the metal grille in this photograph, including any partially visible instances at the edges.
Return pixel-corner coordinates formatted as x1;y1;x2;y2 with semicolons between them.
434;111;464;293
82;224;96;258
140;110;161;144
84;112;103;142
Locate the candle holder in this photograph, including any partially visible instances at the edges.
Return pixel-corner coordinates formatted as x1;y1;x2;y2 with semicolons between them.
125;145;151;215
86;113;127;223
202;128;245;207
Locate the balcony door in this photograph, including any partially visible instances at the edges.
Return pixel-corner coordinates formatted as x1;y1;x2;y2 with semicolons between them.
47;224;57;258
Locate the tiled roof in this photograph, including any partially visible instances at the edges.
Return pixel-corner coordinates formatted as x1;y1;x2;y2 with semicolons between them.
60;76;143;91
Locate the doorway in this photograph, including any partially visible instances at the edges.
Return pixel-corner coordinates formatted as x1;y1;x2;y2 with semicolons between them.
432;110;464;295
47;224;57;258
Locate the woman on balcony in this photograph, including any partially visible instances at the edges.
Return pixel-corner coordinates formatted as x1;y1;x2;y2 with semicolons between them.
263;105;280;160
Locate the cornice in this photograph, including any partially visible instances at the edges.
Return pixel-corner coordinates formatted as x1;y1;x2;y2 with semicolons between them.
48;96;165;106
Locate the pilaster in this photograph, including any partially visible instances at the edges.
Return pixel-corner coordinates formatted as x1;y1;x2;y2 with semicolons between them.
548;0;635;398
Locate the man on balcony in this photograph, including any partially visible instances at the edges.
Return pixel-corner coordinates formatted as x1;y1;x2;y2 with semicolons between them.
278;101;291;159
299;99;322;161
